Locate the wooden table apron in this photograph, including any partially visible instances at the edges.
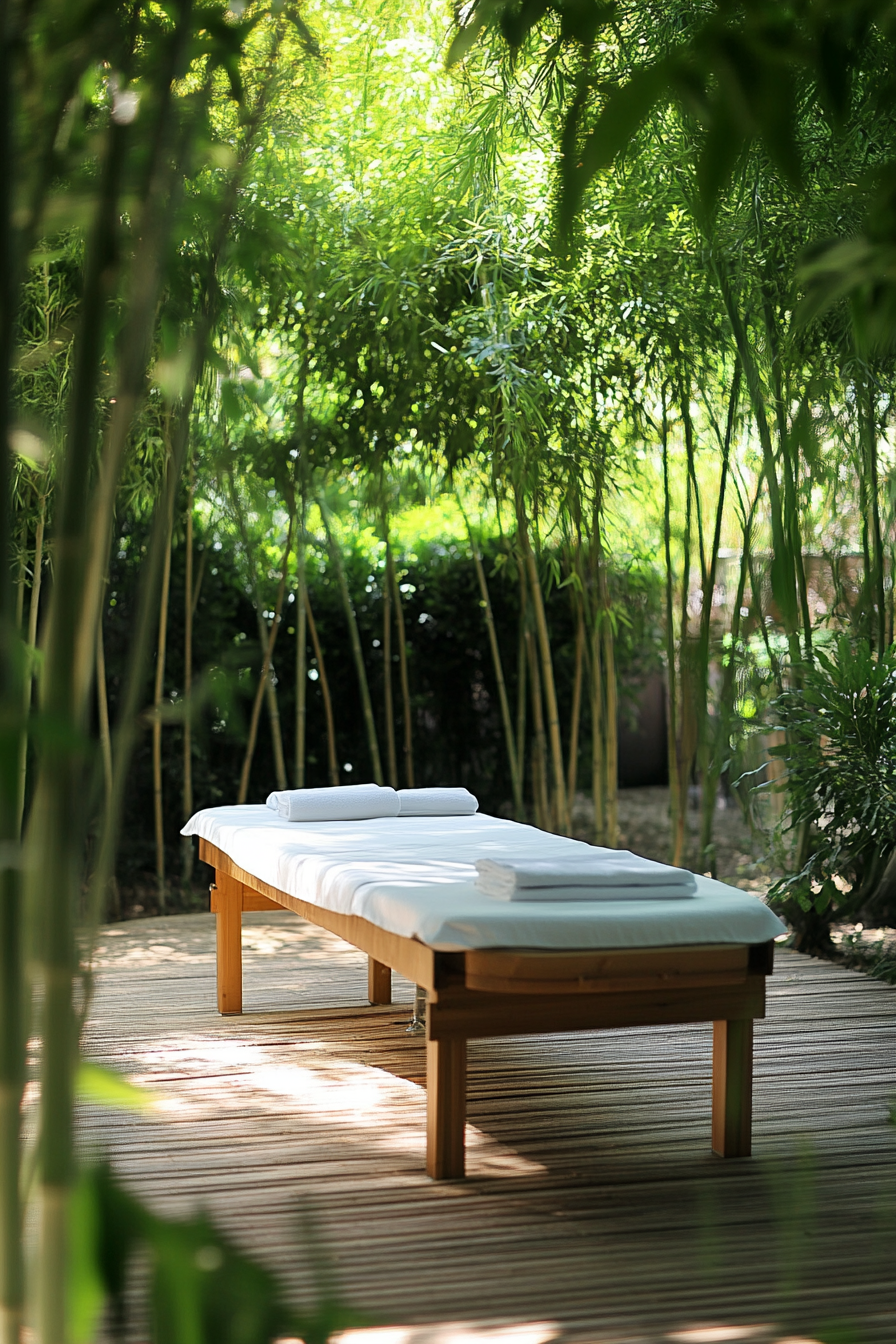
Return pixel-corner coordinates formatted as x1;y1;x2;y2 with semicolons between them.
201;839;773;1179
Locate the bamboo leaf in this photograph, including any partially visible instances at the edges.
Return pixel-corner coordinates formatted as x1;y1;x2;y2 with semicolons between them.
68;1173;106;1344
76;1061;157;1112
696;110;745;215
559;63;670;234
446;13;487;67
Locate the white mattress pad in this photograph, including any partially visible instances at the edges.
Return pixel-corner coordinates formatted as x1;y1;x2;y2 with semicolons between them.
182;807;786;952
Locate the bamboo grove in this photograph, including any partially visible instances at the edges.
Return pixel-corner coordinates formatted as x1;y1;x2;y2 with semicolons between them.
5;0;896;1339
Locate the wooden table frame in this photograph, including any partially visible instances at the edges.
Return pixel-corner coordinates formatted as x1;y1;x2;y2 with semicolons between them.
202;839;773;1179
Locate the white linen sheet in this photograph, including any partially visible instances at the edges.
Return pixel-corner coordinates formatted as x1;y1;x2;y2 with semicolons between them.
181;806;786;952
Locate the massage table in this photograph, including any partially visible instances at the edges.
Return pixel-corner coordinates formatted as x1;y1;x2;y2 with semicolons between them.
182;807;786;1179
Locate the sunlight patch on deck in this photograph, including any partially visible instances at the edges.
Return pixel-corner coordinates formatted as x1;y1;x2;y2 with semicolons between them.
80;915;896;1341
325;1322;559;1344
666;1327;772;1342
97;1037;546;1176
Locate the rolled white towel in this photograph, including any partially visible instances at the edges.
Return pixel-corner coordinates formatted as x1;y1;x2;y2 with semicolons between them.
265;783;400;823
475;852;697;901
397;787;479;816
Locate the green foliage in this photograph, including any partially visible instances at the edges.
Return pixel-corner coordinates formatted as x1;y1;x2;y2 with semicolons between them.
76;1062;157;1114
454;0;896;293
69;1164;356;1344
766;636;896;927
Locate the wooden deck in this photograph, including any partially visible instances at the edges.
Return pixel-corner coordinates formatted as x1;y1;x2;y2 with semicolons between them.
80;911;896;1344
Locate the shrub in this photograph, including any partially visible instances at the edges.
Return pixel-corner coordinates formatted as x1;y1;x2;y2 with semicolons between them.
766;636;896;949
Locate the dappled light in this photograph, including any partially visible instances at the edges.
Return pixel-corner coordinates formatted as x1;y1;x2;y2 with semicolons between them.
72;912;896;1343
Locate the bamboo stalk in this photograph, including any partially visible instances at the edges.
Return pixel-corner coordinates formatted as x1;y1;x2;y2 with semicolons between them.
7;19;195;1332
762;291;814;668
14;542;24;633
228;473;290;791
672;383;696;870
304;589;339;786
265;664;288;791
515;601;527;815
294;522;307;789
182;463;194;884
516;502;570;835
703;476;762;842
526;622;551;831
15;56;149;1338
714;261;803;671
662;390;682;865
588;454;616;847
381;526;398;788
191;544;206;619
601;615;618;847
590;616;605;845
71;404;194;1344
1;7;27;1335
16;491;46;832
463;508;523;817
566;593;585;811
27;494;46;642
592;478;618;849
864;378;886;653
0;862;23;1344
95;617;113;846
697;367;739;873
319;500;383;784
95;614;119;919
237;517;295;804
388;547;414;787
152;476;175;912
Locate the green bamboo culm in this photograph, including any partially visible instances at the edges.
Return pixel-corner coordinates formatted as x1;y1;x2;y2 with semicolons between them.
380;515;398;789
696;366;740;875
237;515;296;805
661;388;681;865
458;498;523;819
515;497;570;835
387;543;414;788
26;76;134;1344
294;501;307;789
0;0;27;1332
182;462;195;884
319;498;384;785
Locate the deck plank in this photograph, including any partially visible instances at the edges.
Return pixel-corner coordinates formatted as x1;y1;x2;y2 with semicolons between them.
79;912;896;1343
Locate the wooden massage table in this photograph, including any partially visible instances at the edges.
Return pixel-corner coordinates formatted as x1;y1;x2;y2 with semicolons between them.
188;808;785;1180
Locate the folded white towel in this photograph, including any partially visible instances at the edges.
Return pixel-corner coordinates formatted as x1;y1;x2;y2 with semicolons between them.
487;882;696;902
397;788;479;816
265;784;400;822
475;852;697;901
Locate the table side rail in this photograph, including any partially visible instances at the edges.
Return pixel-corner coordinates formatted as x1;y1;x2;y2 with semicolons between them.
464;944;756;995
428;973;767;1040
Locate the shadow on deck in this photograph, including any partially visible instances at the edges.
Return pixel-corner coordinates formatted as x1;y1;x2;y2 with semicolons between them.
80;912;896;1344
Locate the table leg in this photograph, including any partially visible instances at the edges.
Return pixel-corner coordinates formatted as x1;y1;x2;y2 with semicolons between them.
426;1036;466;1179
712;1018;753;1157
215;871;242;1015
367;956;391;1005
